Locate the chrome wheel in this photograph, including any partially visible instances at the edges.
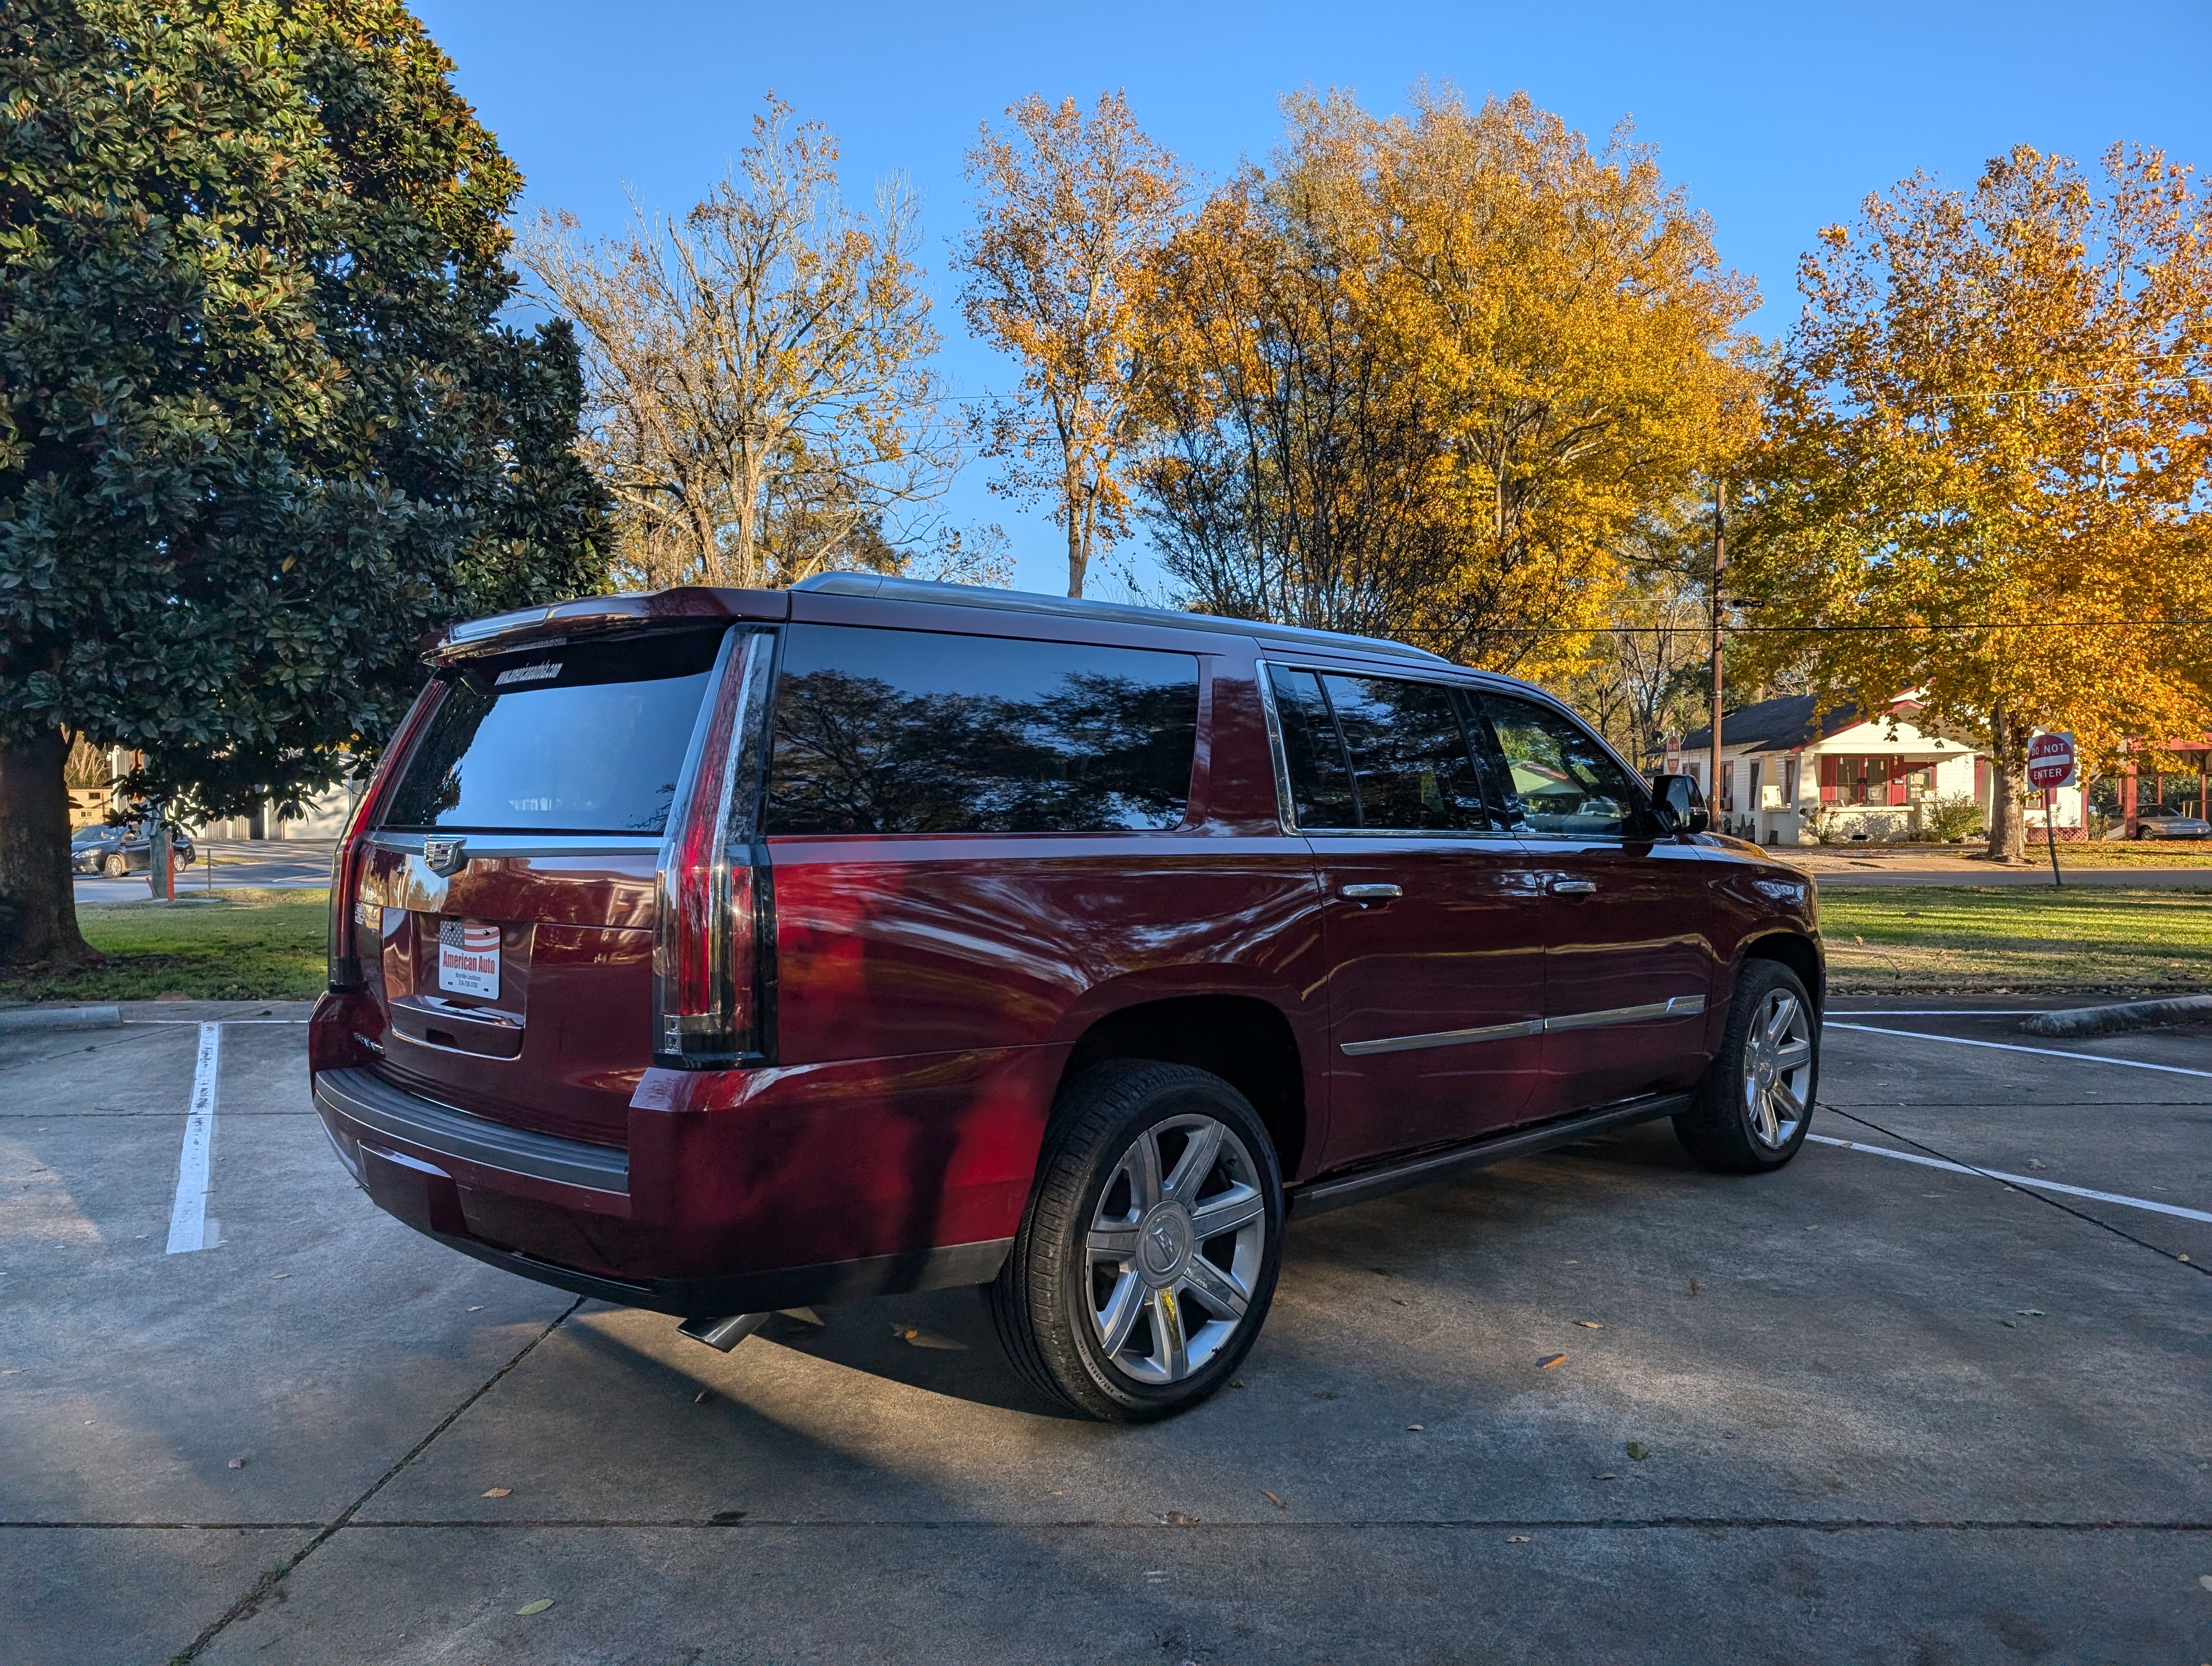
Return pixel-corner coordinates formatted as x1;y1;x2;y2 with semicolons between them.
1741;987;1814;1149
1085;1114;1268;1386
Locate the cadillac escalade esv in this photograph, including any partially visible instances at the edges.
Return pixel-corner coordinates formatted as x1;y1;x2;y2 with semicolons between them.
310;573;1823;1420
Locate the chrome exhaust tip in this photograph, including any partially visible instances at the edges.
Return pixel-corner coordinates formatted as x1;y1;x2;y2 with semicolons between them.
677;1312;770;1352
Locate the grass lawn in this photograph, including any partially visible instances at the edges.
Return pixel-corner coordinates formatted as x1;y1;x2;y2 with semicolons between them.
1818;886;2212;993
0;889;330;1004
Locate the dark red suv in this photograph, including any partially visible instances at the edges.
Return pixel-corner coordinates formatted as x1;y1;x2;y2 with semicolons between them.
311;574;1822;1419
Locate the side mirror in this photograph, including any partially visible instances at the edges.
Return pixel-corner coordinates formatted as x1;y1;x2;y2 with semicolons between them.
1650;773;1708;836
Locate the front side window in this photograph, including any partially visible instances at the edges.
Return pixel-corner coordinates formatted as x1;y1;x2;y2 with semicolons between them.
765;625;1200;835
1265;665;1493;832
382;633;723;835
1478;693;1645;840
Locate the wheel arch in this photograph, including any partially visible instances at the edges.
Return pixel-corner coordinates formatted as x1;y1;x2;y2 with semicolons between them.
1055;993;1312;1181
1739;930;1825;1012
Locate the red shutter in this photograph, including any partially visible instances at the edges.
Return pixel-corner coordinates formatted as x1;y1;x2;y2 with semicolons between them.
1975;759;1989;803
1819;757;1838;802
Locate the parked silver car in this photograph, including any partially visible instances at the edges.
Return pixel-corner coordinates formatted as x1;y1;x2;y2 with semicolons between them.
2134;809;2211;840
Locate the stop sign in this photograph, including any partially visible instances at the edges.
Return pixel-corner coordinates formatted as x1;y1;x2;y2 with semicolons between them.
2027;731;2077;790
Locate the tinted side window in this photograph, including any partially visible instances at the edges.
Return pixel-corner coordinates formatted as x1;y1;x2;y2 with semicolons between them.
1320;674;1493;832
765;625;1199;835
1266;667;1356;829
1478;693;1643;840
382;633;723;835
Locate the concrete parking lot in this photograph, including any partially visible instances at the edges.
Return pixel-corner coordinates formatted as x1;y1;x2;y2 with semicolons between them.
2;998;2207;1663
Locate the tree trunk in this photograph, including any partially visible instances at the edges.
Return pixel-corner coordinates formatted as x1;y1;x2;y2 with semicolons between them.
1065;466;1089;598
1978;712;2030;862
0;727;101;972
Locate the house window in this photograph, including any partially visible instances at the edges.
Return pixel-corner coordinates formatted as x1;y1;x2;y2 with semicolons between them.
1720;761;1734;812
1835;757;1888;806
1747;761;1763;809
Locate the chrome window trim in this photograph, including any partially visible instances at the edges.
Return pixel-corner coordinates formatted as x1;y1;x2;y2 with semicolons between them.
368;832;664;858
1340;994;1706;1057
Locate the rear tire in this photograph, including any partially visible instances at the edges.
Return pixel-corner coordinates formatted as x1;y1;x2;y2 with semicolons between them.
989;1060;1283;1422
1674;960;1818;1174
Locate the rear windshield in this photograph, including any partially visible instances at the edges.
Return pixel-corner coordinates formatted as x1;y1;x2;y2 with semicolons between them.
381;632;722;835
766;624;1200;835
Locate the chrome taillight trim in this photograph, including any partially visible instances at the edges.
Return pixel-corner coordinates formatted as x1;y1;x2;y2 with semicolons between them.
651;627;776;1067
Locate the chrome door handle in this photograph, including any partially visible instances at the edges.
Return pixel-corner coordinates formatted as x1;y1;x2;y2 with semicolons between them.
1549;878;1599;895
1339;883;1403;901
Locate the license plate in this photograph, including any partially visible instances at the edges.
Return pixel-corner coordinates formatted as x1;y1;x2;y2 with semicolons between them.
437;919;500;999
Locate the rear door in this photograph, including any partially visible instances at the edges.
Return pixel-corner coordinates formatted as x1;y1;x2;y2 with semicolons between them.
1269;666;1548;1168
1473;691;1716;1116
354;629;729;1147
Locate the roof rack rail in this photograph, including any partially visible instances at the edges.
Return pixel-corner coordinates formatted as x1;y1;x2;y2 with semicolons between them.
792;571;1449;665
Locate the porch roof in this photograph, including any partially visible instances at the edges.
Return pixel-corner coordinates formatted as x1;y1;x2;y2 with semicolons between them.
1680;693;1864;757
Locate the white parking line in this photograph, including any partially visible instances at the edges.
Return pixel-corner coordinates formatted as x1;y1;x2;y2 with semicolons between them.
164;1023;221;1254
1809;1134;2212;1225
1827;1021;2212;1080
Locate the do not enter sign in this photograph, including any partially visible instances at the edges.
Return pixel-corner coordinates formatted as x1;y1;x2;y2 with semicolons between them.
2027;731;2077;791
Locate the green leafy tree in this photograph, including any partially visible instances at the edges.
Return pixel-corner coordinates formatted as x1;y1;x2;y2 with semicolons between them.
0;0;608;969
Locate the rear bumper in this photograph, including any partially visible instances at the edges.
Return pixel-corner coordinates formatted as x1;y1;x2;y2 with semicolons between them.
310;996;1048;1315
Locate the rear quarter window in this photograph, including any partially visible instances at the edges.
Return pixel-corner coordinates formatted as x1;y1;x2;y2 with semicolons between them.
382;632;724;835
766;624;1201;835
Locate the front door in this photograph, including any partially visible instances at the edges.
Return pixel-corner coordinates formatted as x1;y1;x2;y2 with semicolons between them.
1475;692;1716;1116
1268;667;1549;1168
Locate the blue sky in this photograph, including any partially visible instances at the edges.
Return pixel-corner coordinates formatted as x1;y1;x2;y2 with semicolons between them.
414;0;2212;598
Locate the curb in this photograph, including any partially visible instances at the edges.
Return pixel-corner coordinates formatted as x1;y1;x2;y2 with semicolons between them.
2021;995;2212;1037
0;1004;124;1034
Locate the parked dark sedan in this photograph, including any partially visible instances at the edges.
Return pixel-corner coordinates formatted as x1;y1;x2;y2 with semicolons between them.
72;822;197;877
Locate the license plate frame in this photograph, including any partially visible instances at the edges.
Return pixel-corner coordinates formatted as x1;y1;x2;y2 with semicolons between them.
436;919;501;999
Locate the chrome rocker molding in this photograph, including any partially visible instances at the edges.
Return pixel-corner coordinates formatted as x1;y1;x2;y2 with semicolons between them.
315;1067;631;1194
1286;1091;1694;1218
1341;994;1707;1057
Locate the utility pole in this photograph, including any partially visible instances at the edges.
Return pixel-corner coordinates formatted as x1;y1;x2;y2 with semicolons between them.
1709;476;1726;819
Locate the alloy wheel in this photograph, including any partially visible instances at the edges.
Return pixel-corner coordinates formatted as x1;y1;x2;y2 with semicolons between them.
1085;1114;1268;1385
1741;988;1814;1149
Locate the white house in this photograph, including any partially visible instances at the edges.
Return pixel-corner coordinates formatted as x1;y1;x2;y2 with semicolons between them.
1672;694;2088;847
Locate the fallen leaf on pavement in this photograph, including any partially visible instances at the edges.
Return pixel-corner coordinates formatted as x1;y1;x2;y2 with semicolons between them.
2017;1309;2044;1317
515;1599;554;1616
227;1458;245;1470
1689;1280;1699;1296
1160;1511;1199;1525
1538;1354;1566;1369
1506;1534;1530;1542
693;1390;713;1404
483;1488;511;1498
1576;1321;1602;1329
893;1327;966;1351
1406;1424;1424;1431
1262;1490;1287;1509
1593;1471;1617;1480
1626;1442;1648;1461
2198;1574;2212;1592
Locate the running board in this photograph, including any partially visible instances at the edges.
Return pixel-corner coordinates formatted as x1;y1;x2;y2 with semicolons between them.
1285;1092;1693;1219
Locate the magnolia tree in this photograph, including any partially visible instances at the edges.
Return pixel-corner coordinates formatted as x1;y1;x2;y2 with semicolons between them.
0;0;606;969
1739;144;2212;860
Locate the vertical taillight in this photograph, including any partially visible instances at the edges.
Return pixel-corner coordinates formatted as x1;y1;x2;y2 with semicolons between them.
329;682;446;992
654;629;775;1066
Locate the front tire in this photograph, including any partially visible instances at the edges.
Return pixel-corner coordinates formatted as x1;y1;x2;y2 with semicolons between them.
989;1061;1283;1421
102;853;128;877
1674;960;1818;1174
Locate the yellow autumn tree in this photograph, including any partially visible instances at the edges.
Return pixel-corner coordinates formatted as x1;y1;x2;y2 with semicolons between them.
955;92;1187;598
1738;144;2212;860
1136;86;1758;671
